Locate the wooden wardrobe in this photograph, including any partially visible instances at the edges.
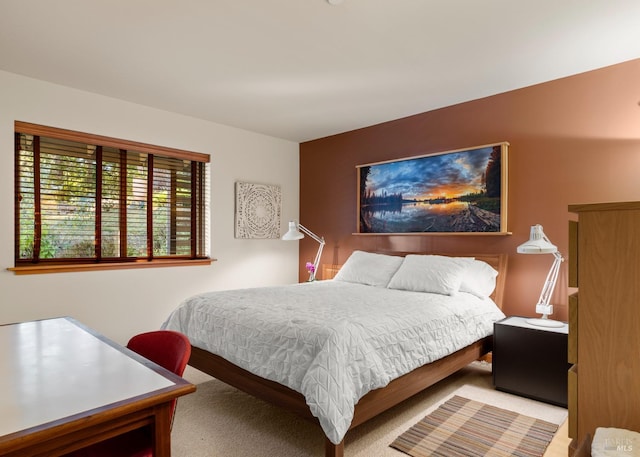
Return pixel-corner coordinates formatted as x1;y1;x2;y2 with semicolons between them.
568;201;640;454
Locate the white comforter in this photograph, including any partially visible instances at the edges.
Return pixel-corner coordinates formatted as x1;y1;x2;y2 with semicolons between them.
161;280;505;444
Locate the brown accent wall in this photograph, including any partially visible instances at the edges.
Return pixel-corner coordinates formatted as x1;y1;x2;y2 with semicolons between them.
300;59;640;320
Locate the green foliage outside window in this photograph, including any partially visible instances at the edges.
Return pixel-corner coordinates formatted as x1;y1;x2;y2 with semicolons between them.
15;123;209;268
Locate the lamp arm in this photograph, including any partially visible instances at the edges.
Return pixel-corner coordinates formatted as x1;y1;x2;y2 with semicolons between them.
297;224;324;245
310;242;325;281
298;224;325;281
537;251;564;307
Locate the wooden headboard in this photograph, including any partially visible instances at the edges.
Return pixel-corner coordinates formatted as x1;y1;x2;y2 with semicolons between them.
322;252;508;310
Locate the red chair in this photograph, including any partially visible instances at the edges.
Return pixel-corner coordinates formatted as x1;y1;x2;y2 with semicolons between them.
64;330;192;457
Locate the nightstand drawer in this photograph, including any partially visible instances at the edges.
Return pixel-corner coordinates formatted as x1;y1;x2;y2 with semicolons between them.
493;316;570;407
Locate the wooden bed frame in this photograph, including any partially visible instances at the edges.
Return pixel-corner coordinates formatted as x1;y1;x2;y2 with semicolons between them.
187;253;508;457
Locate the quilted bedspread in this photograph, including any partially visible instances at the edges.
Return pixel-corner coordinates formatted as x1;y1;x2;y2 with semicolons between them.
161;280;505;444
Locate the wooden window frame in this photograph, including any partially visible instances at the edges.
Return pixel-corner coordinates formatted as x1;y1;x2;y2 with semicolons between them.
10;121;212;275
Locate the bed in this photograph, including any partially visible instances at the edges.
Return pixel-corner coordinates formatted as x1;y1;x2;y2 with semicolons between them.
162;251;508;457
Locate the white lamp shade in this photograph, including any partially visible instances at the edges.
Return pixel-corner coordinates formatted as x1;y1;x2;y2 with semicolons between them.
281;221;304;241
517;224;558;254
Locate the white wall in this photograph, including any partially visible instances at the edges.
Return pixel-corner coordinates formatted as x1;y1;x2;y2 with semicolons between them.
0;70;300;344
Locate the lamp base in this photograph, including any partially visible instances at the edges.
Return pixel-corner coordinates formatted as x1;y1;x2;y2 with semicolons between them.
525;317;565;328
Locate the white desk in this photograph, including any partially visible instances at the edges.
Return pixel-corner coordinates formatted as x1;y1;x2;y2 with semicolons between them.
0;317;195;457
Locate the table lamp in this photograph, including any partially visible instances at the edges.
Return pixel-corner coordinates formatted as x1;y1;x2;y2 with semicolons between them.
282;221;325;281
517;224;565;328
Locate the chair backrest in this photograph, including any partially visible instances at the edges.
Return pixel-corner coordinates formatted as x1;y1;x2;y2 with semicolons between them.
127;330;191;428
126;330;191;377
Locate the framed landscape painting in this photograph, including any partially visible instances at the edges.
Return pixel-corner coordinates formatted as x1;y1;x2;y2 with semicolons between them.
357;142;509;234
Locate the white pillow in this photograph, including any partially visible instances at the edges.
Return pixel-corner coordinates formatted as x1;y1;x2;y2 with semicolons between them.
333;251;404;287
387;255;470;295
459;259;499;298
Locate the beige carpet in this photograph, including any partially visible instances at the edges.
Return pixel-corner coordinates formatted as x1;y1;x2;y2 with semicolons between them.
171;362;567;456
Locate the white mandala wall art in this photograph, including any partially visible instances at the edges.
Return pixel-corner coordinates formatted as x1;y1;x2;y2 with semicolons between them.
235;182;282;239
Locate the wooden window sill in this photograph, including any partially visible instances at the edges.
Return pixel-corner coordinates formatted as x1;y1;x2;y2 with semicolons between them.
8;258;214;275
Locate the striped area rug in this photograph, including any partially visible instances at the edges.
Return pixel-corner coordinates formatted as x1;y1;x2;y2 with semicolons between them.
390;395;559;457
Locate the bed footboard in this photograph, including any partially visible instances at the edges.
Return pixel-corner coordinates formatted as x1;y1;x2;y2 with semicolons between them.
188;337;491;456
326;438;344;457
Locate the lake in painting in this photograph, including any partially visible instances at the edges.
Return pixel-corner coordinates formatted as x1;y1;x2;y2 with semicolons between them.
358;144;507;233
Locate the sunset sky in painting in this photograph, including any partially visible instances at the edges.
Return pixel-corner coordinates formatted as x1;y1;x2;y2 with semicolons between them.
363;147;493;200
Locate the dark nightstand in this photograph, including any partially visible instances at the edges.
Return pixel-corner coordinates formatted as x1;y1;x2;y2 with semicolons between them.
493;316;570;407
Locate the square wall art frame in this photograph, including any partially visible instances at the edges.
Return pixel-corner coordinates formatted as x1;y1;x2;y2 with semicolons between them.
357;142;509;235
235;181;282;239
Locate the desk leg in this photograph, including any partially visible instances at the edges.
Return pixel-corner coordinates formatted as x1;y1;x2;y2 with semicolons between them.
153;403;173;457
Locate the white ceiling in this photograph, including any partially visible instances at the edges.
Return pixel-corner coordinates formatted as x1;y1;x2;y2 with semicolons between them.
1;0;640;143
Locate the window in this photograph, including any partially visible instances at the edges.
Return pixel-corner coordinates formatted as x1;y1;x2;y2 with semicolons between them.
13;121;210;274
